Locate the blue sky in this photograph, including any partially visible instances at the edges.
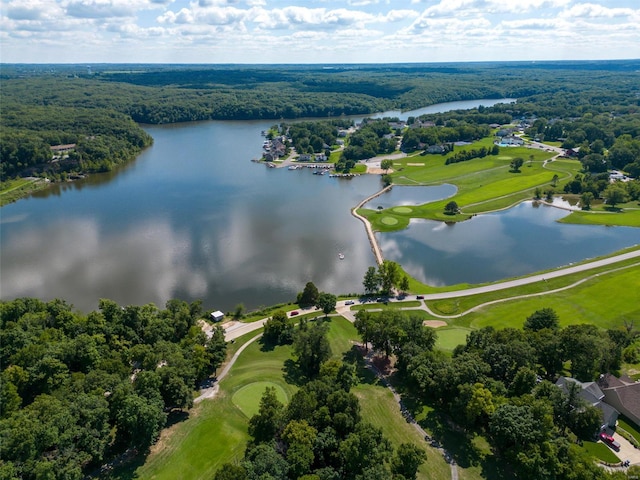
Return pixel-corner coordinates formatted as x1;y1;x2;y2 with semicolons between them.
1;0;639;63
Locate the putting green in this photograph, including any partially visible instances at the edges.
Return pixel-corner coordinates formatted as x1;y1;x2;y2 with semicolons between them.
381;216;399;225
232;381;288;418
392;206;412;214
435;327;473;351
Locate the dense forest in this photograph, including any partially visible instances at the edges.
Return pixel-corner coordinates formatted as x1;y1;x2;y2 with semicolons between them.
2;61;639;183
0;298;226;479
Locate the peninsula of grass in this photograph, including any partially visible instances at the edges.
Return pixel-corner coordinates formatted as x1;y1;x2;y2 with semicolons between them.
559;207;640;227
357;142;582;230
360;140;640;232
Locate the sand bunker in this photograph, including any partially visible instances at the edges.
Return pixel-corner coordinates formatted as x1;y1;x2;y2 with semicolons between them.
423;320;447;328
407;163;425;166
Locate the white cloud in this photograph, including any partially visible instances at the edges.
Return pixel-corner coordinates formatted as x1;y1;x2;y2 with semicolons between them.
0;0;638;63
560;3;639;19
383;9;419;22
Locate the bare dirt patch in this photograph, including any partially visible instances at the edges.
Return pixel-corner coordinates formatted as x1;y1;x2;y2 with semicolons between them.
367;167;388;174
423;320;447;328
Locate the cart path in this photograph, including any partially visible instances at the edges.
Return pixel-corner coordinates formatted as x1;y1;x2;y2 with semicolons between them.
219;248;640;342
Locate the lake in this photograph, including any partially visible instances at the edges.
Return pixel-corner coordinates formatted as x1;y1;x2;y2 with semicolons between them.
2;98;638;313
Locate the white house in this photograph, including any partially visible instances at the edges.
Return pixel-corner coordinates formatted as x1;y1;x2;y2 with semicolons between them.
211;310;224;322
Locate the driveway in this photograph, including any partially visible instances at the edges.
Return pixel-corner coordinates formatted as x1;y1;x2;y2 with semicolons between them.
611;432;640;466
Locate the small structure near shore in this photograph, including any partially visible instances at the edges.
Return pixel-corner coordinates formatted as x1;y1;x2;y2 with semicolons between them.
211;310;224;322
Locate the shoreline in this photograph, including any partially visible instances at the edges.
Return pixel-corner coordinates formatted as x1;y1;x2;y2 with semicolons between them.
351;185;391;266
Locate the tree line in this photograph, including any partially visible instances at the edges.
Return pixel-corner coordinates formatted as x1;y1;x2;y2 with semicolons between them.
3;61;639;184
0;297;227;479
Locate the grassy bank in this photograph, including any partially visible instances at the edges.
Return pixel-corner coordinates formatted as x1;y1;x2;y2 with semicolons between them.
0;178;49;206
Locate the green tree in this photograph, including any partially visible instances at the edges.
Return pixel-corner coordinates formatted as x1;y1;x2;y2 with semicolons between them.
158;367;193;410
213;464;248;480
463;382;496;427
580;191;594;210
282;420;317;479
298;282;320;307
562;324;616;381
603;183;629;209
248;387;284;444
354;310;374;352
293;321;331;377
339;423;392;480
523;308;559;331
380;159;393;172
244;443;289;480
444;200;459;215
115;393;166;449
398;275;410;295
377;260;399;295
363;266;379;295
569;403;602;440
316;293;337;317
534;187;542;200
263;310;293;345
391;443;426;480
206;325;228;374
233;303;245;320
510;157;524;172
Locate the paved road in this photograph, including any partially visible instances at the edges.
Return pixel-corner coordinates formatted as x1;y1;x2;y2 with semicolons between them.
221;248;639;341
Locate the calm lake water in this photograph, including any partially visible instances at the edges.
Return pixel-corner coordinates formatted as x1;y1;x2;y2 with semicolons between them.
2;98;638;313
376;200;640;286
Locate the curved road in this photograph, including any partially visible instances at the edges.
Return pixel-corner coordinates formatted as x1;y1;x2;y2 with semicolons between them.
221;248;640;342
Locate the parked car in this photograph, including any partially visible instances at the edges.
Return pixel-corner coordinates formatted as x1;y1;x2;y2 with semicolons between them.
345;300;355;305
599;432;621;451
416;295;424;300
290;311;299;316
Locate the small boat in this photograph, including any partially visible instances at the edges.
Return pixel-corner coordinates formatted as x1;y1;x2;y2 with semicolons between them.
338;253;345;260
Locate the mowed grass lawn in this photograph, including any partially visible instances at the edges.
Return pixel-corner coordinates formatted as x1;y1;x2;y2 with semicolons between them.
132;336;296;480
458;264;640;331
133;316;455;480
353;382;453;480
